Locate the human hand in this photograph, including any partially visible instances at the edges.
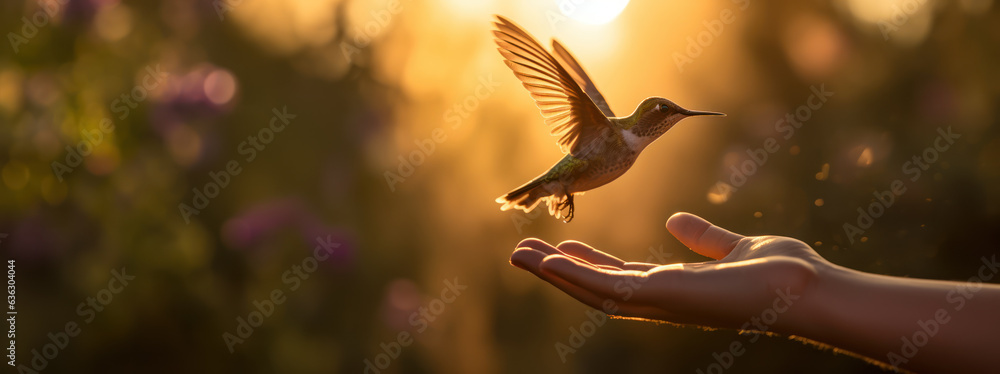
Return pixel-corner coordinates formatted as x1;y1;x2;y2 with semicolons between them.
510;212;829;331
512;212;1000;372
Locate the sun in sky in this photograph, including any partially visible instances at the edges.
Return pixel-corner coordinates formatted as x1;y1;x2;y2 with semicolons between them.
558;0;630;25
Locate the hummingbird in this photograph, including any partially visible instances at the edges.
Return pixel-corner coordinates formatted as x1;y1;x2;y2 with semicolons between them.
493;16;724;222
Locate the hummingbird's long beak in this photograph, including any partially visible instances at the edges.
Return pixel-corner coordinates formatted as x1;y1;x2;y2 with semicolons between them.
680;108;726;117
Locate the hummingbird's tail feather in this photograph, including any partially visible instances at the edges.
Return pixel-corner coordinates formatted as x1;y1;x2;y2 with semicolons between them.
496;178;546;212
496;178;576;220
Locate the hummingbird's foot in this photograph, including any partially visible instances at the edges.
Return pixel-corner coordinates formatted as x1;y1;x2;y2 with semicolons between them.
559;194;575;223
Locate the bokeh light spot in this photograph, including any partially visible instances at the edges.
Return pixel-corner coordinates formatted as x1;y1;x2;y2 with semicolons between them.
84;144;121;176
857;147;874;167
41;175;68;205
959;0;993;13
166;124;203;167
203;69;237;105
0;69;24;115
815;163;830;180
783;15;846;79
2;161;30;190
707;184;732;204
95;4;133;42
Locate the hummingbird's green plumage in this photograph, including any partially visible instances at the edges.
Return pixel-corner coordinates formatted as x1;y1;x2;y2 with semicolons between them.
493;16;724;222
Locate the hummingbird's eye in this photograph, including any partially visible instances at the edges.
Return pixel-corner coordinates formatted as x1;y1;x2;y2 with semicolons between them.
656;104;666;112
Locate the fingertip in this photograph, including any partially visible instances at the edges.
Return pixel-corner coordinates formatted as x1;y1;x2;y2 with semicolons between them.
555;239;587;248
667;211;693;223
509;247;535;262
556;240;626;268
555;240;592;255
510;248;547;273
515;238;553;251
538;254;577;274
665;212;703;234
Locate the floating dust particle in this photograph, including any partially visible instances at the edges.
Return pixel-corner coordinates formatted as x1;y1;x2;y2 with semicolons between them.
789;145;800;155
707;186;732;204
857;147;873;167
814;198;824;206
814;241;823;246
860;237;868;242
815;163;829;181
753;211;763;218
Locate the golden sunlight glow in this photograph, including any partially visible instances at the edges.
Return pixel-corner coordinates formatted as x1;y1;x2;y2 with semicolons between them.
558;0;630;25
857;147;874;167
707;185;732;205
715;258;767;270
782;15;846;80
441;0;494;16
842;0;936;45
230;0;337;54
843;0;936;24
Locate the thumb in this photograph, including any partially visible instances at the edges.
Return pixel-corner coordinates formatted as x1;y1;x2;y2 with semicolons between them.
666;212;744;260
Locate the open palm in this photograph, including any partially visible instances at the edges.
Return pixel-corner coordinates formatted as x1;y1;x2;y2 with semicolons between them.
510;213;829;331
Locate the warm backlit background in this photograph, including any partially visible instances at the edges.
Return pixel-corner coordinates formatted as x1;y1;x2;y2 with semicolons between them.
1;0;998;373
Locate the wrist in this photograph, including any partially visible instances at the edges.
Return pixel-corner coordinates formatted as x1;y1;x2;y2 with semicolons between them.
775;262;860;343
777;262;918;369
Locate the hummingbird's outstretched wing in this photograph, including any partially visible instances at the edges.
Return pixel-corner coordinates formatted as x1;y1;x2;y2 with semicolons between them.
492;16;617;157
551;40;615;118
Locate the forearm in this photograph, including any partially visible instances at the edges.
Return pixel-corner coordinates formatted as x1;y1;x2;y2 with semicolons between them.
789;263;1000;373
